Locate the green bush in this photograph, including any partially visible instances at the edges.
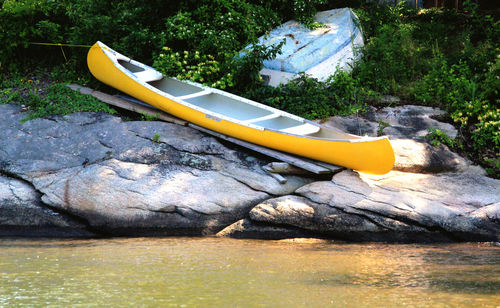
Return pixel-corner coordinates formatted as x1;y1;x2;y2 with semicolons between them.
0;0;181;73
426;127;458;148
249;0;328;27
247;72;366;120
414;51;499;174
162;0;279;56
24;84;116;122
352;1;499;176
0;0;68;71
65;0;181;62
154;39;283;92
153;0;284;92
352;22;428;95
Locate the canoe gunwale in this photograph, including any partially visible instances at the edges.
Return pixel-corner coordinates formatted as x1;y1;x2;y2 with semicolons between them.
96;41;388;144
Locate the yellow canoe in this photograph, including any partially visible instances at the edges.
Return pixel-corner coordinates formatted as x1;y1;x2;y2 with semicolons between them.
87;41;395;174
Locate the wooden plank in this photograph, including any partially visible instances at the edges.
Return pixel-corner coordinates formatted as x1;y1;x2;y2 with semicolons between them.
262;162;311;175
68;84;336;175
189;124;332;175
297;158;343;173
67;84;188;126
261;165;288;184
114;94;161;110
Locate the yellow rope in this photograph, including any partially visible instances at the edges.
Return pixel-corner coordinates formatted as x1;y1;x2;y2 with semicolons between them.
29;42;93;48
29;42;95;62
59;45;68;61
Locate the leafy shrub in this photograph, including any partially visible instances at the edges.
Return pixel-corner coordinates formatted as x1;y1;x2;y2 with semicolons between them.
0;0;69;71
426;127;457;148
249;0;328;27
352;22;428;95
154;0;284;92
415;52;499;174
154;48;231;88
161;0;279;55
229;42;285;92
0;0;181;72
154;42;283;92
248;75;334;119
352;1;499;176
20;84;116;122
64;0;178;63
247;72;366;120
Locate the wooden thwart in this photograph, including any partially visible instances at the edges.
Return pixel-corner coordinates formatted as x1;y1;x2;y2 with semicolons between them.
67;84;342;175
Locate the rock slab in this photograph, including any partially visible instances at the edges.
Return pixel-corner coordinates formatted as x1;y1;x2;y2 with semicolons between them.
219;170;500;242
0;175;93;237
0;104;310;236
1;103;498;242
320;105;483;174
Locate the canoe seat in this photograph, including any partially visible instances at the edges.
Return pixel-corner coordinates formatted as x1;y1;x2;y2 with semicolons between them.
280;123;320;135
134;69;163;83
241;113;280;124
176;90;212;100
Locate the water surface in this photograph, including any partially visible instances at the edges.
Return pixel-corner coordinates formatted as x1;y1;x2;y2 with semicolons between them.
0;238;499;307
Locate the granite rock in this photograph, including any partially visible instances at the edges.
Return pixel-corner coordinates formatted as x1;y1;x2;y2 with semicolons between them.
0;104;310;235
223;170;500;242
320;105;483;174
0;175;93;237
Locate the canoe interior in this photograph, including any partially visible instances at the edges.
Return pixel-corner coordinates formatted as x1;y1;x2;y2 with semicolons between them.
118;60;144;73
186;93;272;122
148;78;203;97
120;59;360;140
252;116;301;130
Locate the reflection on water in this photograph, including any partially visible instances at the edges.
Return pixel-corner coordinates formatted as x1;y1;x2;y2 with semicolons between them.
0;238;498;307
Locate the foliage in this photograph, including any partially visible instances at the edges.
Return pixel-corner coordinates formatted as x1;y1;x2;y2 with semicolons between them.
153;0;283;92
140;112;161;121
231;42;285;92
162;0;280;56
154;43;283;92
249;0;328;28
0;0;182;72
413;47;499;173
0;78;116;122
352;22;428;95
377;120;390;137
247;72;366;120
0;0;67;71
354;0;415;40
21;84;116;123
152;133;161;143
426;127;457;148
154;49;229;88
352;1;499;176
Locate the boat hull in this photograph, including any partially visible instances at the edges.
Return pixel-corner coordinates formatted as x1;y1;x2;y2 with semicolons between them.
87;43;394;174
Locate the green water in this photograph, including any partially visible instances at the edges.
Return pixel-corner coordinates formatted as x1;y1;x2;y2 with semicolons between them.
0;238;499;307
